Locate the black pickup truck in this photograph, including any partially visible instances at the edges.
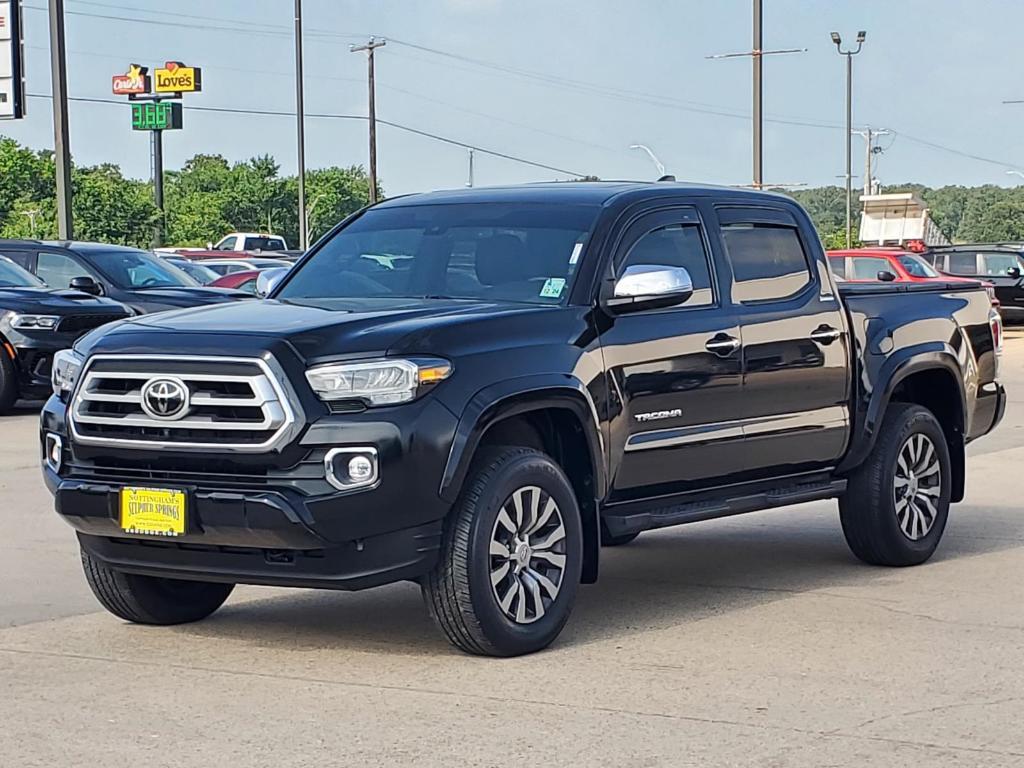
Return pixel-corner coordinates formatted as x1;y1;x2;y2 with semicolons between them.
40;183;1004;656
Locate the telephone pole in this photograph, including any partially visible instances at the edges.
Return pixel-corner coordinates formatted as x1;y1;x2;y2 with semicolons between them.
294;0;308;250
350;37;386;204
706;0;805;188
466;149;474;188
48;0;73;239
853;127;890;196
831;30;866;249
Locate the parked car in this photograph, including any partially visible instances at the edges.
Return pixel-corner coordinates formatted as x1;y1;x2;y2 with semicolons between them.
40;183;1003;656
827;248;1000;307
0;255;130;412
161;256;220;285
922;245;1024;321
209;269;262;294
0;240;252;314
194;258;293;276
174;232;290;261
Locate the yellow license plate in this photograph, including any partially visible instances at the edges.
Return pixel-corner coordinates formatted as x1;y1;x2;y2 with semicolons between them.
120;487;187;537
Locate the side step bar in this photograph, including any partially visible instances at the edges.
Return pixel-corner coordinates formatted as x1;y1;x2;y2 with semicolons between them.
601;479;848;538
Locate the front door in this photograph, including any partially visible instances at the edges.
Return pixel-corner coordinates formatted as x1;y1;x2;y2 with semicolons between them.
600;206;744;502
714;205;850;478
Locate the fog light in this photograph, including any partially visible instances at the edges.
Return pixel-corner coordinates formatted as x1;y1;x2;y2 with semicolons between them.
324;447;379;491
44;433;63;473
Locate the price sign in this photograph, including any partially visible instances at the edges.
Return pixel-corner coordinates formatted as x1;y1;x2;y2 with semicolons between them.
131;101;182;131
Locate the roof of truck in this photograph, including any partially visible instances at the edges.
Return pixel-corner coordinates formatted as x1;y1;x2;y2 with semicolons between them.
374;181;793;208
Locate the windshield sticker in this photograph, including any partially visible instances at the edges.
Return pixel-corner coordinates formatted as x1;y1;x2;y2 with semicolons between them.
569;242;584;265
540;277;566;298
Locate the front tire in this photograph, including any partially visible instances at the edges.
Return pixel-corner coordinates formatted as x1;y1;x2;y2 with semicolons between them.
81;550;234;625
0;351;18;415
422;447;583;656
839;403;951;566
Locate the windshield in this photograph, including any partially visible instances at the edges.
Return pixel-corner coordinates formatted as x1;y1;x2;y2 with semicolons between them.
88;248;199;288
172;260;219;284
277;203;599;305
0;257;45;288
897;254;940;278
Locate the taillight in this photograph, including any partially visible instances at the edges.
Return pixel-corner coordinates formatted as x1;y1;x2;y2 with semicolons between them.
991;308;1003;357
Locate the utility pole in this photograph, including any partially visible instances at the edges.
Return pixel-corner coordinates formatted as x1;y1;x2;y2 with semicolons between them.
294;0;308;250
706;2;804;189
21;209;40;238
466;149;474;188
831;30;866;248
852;127;890;196
48;0;73;240
350;37;386;204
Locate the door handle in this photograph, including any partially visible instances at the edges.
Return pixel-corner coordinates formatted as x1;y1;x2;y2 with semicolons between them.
705;334;741;357
810;325;841;345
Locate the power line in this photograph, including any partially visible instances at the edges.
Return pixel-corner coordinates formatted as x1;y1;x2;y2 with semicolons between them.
24;93;589;177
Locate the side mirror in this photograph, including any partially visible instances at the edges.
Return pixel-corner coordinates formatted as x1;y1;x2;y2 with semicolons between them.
877;270;897;282
255;267;289;298
1008;266;1021;279
69;276;102;296
606;265;694;313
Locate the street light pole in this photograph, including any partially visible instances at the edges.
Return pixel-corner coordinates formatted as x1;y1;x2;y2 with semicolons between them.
294;0;307;251
351;37;387;205
831;30;866;249
48;0;73;240
752;0;762;188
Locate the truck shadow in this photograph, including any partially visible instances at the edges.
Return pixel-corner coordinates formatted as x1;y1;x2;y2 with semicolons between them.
183;503;1024;655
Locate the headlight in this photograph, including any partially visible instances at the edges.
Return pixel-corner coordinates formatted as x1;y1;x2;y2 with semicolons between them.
52;348;84;399
9;313;60;330
305;357;452;406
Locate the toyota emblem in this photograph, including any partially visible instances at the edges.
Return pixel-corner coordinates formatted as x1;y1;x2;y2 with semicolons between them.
140;377;190;420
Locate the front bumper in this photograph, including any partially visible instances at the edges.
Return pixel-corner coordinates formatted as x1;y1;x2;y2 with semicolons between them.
42;393;460;590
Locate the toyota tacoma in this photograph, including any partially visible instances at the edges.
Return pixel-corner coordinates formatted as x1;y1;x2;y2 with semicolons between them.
40;183;1005;656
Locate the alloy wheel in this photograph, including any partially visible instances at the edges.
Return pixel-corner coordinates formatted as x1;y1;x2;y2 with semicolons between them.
893;433;942;541
488;485;567;624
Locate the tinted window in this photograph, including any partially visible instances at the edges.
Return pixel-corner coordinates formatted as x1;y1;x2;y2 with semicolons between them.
0;257;44;287
86;248;197;288
244;237;284;251
36;251;90;289
947;253;978;275
619;223;714;307
849;256;889;280
0;250;33;270
278;203;598;306
980;253;1021;277
897;254;939;278
722;224;811;302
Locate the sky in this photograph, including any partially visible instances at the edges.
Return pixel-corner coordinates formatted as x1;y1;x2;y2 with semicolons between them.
2;0;1024;196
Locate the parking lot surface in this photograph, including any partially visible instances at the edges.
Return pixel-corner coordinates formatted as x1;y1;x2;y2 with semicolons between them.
2;334;1023;767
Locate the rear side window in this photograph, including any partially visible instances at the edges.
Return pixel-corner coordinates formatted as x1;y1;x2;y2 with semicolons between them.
947;253;978;275
721;223;812;302
619;223;714;307
849;256;888;280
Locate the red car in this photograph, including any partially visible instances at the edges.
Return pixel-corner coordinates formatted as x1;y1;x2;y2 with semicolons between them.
828;248;998;306
209;269;261;294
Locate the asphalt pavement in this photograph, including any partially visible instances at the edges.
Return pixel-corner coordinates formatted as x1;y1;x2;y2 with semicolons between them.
2;333;1023;767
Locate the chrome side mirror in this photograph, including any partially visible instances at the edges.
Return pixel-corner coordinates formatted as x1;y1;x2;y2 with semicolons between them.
255;267;289;298
607;264;694;313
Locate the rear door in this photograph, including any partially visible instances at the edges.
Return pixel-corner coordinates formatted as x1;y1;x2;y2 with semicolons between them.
600;205;744;501
714;205;850;477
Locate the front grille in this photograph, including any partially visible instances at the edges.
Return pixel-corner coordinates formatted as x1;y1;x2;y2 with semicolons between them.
69;355;298;452
57;313;129;336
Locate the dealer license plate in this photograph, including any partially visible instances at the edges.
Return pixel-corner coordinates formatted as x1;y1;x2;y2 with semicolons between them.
120;487;186;537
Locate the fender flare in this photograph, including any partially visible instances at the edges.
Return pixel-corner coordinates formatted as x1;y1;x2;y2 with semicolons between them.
840;345;967;479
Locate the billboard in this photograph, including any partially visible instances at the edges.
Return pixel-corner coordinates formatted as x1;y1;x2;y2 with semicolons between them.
154;61;202;95
0;0;24;119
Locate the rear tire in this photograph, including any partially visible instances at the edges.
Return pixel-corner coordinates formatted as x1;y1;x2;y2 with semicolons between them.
839;403;951;567
422;446;583;656
0;351;18;415
81;550;234;625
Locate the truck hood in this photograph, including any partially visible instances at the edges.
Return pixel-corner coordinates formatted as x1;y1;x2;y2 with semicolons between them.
0;287;127;315
96;297;555;360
